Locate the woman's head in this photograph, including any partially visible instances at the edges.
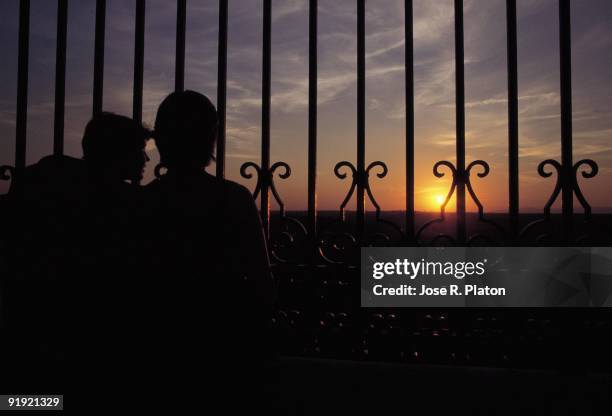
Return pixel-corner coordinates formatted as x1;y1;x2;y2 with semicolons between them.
154;90;218;171
82;113;151;182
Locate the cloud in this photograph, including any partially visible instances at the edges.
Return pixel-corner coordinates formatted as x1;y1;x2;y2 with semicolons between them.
0;0;611;210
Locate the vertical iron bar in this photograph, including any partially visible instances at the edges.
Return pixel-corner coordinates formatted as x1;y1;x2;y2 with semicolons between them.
15;0;30;191
308;0;318;250
356;0;366;241
93;0;106;116
216;0;228;178
53;0;67;156
507;0;519;240
175;0;186;92
405;0;415;241
133;0;145;123
454;0;467;242
559;0;573;240
261;0;272;241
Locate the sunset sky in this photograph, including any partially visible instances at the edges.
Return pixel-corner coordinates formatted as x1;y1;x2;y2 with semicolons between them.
0;0;611;213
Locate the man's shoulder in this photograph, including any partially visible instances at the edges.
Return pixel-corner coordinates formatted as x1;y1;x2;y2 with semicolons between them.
219;177;253;200
199;175;255;207
145;172;253;198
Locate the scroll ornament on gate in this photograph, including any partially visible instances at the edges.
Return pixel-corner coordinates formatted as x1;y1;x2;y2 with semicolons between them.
0;165;15;193
416;159;505;244
240;160;307;263
318;160;403;264
520;158;609;242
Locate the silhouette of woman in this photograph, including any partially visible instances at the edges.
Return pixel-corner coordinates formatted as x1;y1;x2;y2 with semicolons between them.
143;90;275;401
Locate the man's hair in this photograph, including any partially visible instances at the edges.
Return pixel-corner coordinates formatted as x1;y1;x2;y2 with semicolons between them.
154;90;218;169
82;112;150;166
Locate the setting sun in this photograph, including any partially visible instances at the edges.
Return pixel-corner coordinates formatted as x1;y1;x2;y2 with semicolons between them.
434;194;445;207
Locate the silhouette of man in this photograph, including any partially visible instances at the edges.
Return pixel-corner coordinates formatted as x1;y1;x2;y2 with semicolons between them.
143;90;275;402
82;112;150;186
1;113;151;393
76;113;152;386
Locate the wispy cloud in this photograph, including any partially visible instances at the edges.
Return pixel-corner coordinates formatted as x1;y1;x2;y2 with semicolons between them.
0;0;611;211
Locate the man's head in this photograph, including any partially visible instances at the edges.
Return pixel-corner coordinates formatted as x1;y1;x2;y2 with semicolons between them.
82;113;151;182
154;90;218;171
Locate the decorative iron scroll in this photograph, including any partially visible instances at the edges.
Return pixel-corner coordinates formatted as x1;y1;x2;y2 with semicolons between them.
240;161;308;263
318;160;403;264
573;159;598;219
415;161;457;244
153;163;168;179
0;165;15;194
519;159;561;242
239;162;262;200
317;161;359;264
520;158;609;243
464;160;506;243
364;161;404;243
416;159;504;244
571;160;610;242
